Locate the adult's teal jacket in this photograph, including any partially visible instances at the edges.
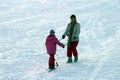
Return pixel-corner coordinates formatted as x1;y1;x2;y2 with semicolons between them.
63;22;80;42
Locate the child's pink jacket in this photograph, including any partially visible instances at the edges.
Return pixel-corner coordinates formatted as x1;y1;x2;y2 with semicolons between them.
45;35;64;54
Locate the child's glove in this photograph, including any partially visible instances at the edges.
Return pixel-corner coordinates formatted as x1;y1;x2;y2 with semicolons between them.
62;45;65;48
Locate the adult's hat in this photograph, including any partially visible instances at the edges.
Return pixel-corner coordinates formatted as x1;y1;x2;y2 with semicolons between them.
70;14;76;19
50;29;55;35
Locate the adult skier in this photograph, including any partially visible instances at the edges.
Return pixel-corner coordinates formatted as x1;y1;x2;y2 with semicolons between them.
62;14;80;63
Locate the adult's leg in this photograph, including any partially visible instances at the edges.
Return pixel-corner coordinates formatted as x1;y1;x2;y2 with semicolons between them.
71;41;78;62
67;46;72;63
71;41;78;56
67;46;72;57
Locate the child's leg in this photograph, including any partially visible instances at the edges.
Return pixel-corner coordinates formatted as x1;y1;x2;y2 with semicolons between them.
49;54;55;69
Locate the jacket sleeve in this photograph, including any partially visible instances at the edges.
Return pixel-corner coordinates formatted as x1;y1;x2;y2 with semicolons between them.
74;23;80;38
55;37;64;47
63;23;70;37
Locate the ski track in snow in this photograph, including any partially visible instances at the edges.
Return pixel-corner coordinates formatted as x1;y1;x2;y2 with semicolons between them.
0;0;120;80
0;15;42;25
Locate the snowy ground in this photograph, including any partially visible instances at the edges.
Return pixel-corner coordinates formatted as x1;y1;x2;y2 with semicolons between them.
0;0;120;80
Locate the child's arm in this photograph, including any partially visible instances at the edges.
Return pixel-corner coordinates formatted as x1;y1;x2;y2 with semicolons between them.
55;38;65;48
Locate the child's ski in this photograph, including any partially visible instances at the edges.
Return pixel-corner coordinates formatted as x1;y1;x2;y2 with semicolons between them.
47;62;59;72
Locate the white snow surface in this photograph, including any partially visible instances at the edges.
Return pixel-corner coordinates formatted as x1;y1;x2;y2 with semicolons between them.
0;0;120;80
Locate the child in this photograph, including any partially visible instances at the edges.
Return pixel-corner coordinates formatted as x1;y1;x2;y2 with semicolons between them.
45;29;65;70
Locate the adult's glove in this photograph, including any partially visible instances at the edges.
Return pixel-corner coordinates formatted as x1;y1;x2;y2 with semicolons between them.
73;37;77;40
62;35;65;39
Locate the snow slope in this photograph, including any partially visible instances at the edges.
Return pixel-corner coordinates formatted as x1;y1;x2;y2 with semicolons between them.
0;0;120;80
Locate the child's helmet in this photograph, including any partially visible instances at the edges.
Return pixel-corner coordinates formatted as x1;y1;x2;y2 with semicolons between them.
50;29;55;36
